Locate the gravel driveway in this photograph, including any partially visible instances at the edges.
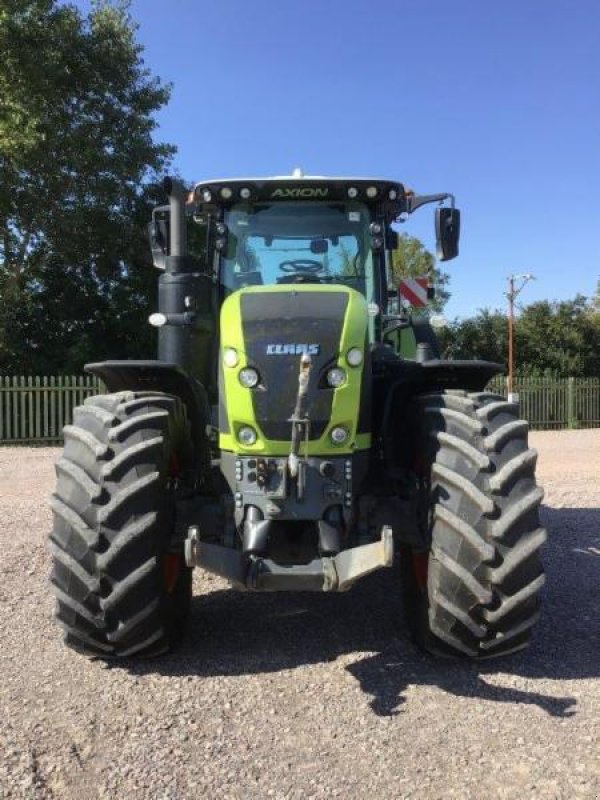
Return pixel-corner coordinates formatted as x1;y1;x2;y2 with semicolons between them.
1;430;599;799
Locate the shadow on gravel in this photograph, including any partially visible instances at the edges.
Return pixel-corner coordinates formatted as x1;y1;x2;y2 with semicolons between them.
118;504;600;718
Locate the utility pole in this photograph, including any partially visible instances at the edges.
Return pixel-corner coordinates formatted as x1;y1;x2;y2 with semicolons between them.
506;273;535;402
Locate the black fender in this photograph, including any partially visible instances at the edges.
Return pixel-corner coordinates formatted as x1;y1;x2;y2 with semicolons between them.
85;360;210;460
373;351;504;472
403;358;504;390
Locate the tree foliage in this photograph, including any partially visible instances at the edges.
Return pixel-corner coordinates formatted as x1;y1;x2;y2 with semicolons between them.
0;0;174;373
438;295;600;377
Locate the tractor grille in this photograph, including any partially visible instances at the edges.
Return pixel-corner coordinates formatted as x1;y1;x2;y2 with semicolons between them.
240;290;348;441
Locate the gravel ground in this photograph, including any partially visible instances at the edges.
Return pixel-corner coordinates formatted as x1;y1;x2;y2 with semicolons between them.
1;430;599;799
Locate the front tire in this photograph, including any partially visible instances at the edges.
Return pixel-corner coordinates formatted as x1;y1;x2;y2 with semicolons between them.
49;391;194;658
402;390;546;659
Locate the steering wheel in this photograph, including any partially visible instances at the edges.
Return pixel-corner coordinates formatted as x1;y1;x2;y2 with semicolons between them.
278;259;323;274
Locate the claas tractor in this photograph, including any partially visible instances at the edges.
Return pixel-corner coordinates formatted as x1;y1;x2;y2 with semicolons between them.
49;171;546;659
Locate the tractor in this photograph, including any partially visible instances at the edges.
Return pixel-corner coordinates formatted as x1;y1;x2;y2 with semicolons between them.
49;171;546;659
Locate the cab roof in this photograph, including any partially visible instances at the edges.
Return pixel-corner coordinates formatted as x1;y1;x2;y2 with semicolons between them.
192;172;408;215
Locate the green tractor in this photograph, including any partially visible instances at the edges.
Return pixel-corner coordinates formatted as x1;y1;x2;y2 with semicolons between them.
49;172;546;659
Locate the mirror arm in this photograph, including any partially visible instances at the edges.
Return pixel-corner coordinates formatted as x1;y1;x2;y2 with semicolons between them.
407;192;455;214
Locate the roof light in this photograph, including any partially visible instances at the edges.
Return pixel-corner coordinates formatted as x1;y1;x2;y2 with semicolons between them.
347;187;358;199
201;189;212;203
389;189;398;200
366;186;378;198
240;187;251;199
220;187;233;199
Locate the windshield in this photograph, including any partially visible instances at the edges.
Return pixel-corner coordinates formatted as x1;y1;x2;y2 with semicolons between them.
220;202;376;301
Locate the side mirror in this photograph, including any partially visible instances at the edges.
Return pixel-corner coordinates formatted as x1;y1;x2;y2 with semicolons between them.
148;214;169;269
435;207;460;261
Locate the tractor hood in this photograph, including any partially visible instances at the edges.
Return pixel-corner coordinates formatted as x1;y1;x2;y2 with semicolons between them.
219;285;370;456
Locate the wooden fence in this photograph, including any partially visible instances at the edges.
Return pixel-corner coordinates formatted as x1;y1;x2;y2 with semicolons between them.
0;374;599;444
0;375;101;444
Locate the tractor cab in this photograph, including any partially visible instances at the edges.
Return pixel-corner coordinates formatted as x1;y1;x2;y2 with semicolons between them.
188;174;457;321
145;172;463;421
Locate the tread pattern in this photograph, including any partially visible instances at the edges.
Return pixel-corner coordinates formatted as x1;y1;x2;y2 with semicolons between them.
49;391;193;658
403;390;546;658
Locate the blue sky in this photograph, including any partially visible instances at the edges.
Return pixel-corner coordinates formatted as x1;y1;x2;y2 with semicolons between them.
76;0;599;318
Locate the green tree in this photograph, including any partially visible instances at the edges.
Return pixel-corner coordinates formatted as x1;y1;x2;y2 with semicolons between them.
439;294;600;377
437;308;507;363
390;233;451;311
516;295;600;377
0;0;174;373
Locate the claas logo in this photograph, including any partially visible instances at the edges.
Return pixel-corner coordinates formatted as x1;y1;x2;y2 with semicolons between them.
266;344;320;355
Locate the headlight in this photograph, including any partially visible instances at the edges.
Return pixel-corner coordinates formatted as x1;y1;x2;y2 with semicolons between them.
330;426;349;445
223;347;239;367
239;367;259;388
237;426;257;446
326;367;347;388
346;347;363;367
